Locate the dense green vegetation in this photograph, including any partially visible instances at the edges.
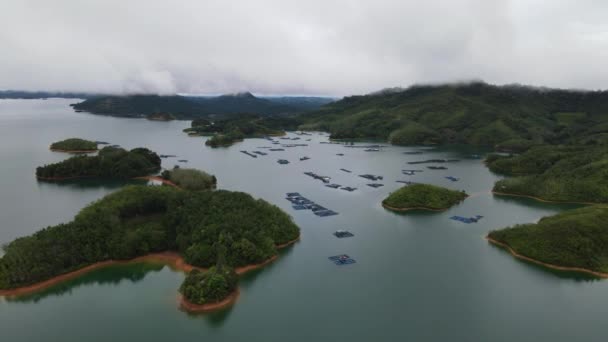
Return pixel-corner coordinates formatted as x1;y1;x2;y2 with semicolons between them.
0;185;299;290
487;145;608;203
488;206;608;273
302;82;608;148
161;167;217;191
36;146;161;180
184;115;300;147
205;132;245;148
382;183;467;211
50;138;97;151
180;266;238;305
72;93;332;119
146;112;175;121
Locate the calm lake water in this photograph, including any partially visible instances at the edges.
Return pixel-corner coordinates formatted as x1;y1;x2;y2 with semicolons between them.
0;99;606;342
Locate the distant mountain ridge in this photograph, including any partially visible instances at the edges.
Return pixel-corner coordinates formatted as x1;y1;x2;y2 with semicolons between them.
72;92;334;119
301;81;608;148
0;90;96;99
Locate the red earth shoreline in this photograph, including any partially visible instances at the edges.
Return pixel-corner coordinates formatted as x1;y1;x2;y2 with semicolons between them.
485;236;608;278
0;235;300;312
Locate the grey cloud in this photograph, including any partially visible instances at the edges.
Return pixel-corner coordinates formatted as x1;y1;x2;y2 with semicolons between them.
1;0;607;96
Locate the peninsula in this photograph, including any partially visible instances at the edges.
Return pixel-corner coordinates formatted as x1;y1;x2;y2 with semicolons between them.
487;206;608;276
0;184;300;311
183;115;295;147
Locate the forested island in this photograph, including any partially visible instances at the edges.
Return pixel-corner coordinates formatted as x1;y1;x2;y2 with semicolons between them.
0;185;300;309
161;167;217;191
183;115;298;147
382;183;467;212
487;206;608;276
36;146;161;180
50;138;98;152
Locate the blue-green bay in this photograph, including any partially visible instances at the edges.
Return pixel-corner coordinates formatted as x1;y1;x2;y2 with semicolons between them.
1;99;606;342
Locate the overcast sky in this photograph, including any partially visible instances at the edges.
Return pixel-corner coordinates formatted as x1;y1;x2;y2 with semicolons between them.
1;0;608;96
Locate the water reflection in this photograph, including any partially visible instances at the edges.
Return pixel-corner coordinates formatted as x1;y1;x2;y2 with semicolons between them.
6;262;164;303
36;178;147;190
491;193;584;211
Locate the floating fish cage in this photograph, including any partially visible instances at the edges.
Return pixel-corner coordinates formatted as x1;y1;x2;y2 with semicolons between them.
450;215;484;224
334;230;354;238
328;254;356;265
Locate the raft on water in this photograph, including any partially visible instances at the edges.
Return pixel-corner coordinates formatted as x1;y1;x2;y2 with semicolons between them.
285;193;339;217
240;151;257;158
408;159;460;165
334;230;354;238
367;183;384;188
359;174;383;181
328;254;356;265
450;215;483;224
340;186;357;192
253;151;268;156
300;156;310;161
277;159;289;164
178;159;188;163
445;176;459;182
270;148;285;151
304;171;331;183
340;168;352;173
325;184;341;189
428;166;447;170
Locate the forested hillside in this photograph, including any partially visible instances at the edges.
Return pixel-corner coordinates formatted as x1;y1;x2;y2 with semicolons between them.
302;82;608;148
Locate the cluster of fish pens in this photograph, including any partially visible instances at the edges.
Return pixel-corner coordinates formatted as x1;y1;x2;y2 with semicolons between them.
238;136;489;266
285;192;339;217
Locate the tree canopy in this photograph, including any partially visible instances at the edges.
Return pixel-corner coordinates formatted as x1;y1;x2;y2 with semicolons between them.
382;183;467;211
50;138;97;151
0;185;299;290
36;146;161;179
488;206;608;273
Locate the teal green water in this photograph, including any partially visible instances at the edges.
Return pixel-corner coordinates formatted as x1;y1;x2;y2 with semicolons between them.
1;99;606;342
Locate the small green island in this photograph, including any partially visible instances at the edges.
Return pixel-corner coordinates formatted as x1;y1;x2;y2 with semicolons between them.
487;206;608;275
183;116;297;148
161;167;217;191
382;183;467;212
0;184;300;310
36;146;161;180
50;138;98;153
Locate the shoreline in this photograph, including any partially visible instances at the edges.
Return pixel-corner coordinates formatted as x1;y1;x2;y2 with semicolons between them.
0;234;300;300
36;175;96;181
133;176;180;189
178;290;240;313
50;148;97;153
492;191;601;205
381;202;450;213
485;236;608;278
